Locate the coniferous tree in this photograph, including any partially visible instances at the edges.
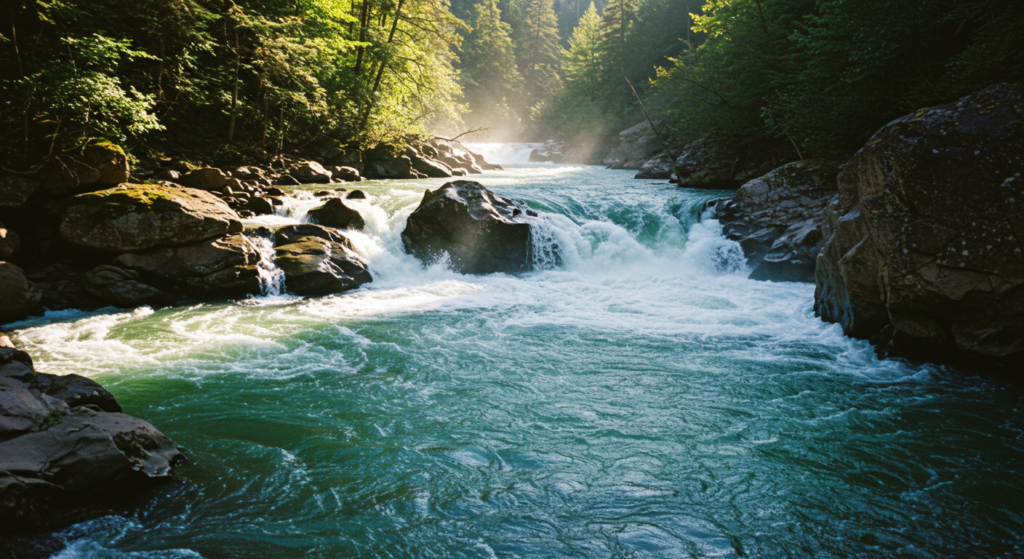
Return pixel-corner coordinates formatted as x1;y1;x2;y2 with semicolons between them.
519;0;563;117
461;0;524;135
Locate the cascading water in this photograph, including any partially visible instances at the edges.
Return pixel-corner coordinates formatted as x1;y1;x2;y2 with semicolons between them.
9;156;1024;559
246;235;286;297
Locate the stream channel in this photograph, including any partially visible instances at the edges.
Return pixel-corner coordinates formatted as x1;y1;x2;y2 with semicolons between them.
8;145;1024;558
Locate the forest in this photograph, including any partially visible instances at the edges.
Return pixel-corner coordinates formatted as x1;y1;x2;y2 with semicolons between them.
2;0;1023;168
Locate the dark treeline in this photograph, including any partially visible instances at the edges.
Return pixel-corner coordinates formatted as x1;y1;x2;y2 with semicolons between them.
2;0;1023;167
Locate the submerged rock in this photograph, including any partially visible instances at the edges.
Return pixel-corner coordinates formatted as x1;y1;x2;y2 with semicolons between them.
712;159;841;283
274;235;372;296
814;83;1024;367
0;347;183;530
309;198;365;230
402;181;534;275
115;233;262;298
60;184;243;252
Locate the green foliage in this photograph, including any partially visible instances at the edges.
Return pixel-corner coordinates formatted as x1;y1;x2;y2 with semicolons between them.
460;0;524;136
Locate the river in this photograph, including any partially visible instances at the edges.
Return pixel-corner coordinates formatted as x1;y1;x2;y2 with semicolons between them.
8;145;1024;558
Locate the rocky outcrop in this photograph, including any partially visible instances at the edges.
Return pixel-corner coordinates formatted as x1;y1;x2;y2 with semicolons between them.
82;265;175;307
604;122;666;170
37;143;130;197
0;346;183;530
60;184;243;252
635;154;675;180
674;137;795;189
0;264;42;325
402;181;537;274
365;154;414;180
115;234;262;298
329;166;363;182
176;167;230;191
711;160;841;283
274;235;372;296
309;198;365;230
814;83;1024;368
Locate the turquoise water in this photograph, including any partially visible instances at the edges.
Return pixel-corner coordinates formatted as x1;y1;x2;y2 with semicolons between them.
9;152;1024;558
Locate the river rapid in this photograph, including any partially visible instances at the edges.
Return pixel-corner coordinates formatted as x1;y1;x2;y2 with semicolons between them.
8;145;1024;558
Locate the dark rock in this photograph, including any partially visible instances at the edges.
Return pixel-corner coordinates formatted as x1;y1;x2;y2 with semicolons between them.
635;154;675;180
60;184;243;252
0;172;40;209
30;373;121;413
366;155;414;179
266;187;285;196
604;122;666;170
274;236;372;295
815;83;1024;367
23;265;106;314
674;136;741;189
0;263;42;326
115;234;261;298
0;221;19;260
273;175;302;186
309;198;365;230
37;144;130;197
289;161;333;184
175;167;230;191
410;155;454;178
402;181;534;274
0;348;34;381
713;160;841;283
275;223;352;247
82;265;175;307
346;190;366;200
225;195;275;216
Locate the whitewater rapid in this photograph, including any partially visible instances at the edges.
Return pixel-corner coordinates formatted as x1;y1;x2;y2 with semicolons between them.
7;146;1023;559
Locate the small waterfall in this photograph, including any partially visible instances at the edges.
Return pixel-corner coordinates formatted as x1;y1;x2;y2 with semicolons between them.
463;142;542;165
528;216;566;270
248;235;286;296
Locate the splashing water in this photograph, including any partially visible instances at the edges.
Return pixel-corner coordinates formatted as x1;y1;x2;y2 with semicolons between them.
247;235;286;297
7;160;1024;559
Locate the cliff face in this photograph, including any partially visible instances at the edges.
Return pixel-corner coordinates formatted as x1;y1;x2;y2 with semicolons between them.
814;83;1024;367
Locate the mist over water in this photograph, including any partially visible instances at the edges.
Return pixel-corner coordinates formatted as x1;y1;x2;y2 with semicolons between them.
9;151;1024;558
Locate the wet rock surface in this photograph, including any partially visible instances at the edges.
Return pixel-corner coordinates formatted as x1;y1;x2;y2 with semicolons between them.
402;181;535;275
711;160;841;283
814;83;1024;368
0;347;183;531
635;154;675;180
309;198;366;230
274;234;372;296
115;233;262;298
604;122;666;170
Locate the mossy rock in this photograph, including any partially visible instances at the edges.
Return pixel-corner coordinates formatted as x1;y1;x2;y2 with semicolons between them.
60;184;243;252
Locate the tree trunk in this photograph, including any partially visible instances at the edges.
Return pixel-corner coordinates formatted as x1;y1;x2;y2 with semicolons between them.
358;0;403;131
156;41;166;102
354;0;371;75
227;29;240;143
278;104;286;153
261;89;269;150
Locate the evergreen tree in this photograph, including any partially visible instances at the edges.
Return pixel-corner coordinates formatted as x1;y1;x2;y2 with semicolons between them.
519;0;563;115
460;0;524;135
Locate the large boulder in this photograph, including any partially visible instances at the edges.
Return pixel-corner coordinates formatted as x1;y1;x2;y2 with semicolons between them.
604;122;665;170
309;198;365;230
635;154;675;180
814;83;1024;367
176;167;230;191
274;236;372;296
0;172;40;208
711;160;841;283
37;143;130;197
329;166;363;182
402;181;535;274
0;349;183;529
289;161;333;184
365;155;414;180
60;184;243;252
115;233;262;298
0;263;42;326
410;153;454;178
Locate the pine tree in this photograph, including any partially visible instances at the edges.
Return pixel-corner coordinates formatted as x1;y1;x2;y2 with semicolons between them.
461;0;525;134
519;0;563;112
563;2;602;91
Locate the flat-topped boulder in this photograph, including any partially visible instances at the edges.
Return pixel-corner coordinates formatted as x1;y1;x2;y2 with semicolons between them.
815;83;1024;368
115;233;261;298
309;198;365;230
402;181;535;274
60;184;243;252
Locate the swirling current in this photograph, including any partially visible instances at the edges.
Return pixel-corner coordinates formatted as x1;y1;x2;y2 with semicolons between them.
8;146;1024;558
